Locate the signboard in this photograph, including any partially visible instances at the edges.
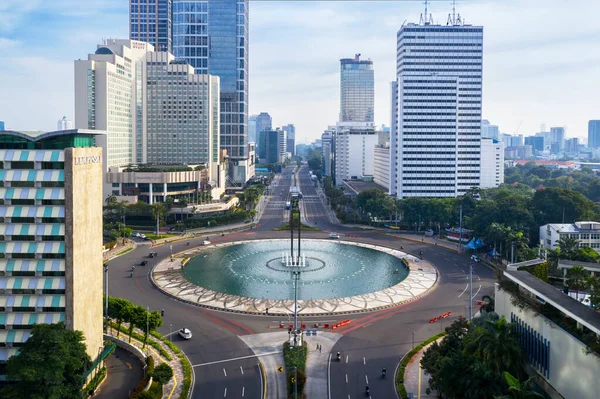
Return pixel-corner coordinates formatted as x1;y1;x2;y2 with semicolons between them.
277;366;284;373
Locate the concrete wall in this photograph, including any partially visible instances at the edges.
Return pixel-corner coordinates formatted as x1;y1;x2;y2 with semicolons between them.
373;146;390;192
65;147;104;360
104;334;147;365
495;285;600;399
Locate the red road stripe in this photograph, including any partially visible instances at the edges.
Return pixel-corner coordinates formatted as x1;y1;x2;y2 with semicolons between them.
335;303;417;334
200;308;254;336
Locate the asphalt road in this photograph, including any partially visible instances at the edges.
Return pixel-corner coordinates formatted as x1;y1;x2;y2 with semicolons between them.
107;167;496;399
96;347;143;399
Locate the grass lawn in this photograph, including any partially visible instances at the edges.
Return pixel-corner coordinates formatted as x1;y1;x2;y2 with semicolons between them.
145;233;174;240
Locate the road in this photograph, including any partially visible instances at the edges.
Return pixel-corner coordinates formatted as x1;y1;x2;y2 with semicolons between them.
96;347;143;399
106;166;496;399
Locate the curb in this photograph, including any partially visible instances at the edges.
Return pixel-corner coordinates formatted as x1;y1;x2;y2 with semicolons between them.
259;361;267;399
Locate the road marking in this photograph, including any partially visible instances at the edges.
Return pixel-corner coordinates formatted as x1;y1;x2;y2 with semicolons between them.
461;270;465;273
223;388;227;397
192;351;281;367
348;395;351;399
471;285;482;299
362;323;372;328
363;357;366;365
346;355;349;364
240;365;244;375
346;374;348;383
223;368;227;377
477;276;481;281
365;375;369;384
458;284;469;297
125;362;132;369
328;353;332;399
242;387;245;397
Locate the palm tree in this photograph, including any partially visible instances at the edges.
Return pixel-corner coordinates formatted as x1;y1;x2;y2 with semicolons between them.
463;317;523;376
150;203;165;236
567;265;589;301
556;236;579;260
105;194;117;207
486;223;507;255
495;372;543;399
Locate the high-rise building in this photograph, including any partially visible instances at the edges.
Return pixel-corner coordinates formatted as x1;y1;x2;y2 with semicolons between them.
283;124;295;156
0;121;4;131
550;127;565;152
129;0;172;52
480;138;504;188
172;0;250;183
373;131;391;192
481;119;499;140
258;129;285;164
248;115;257;144
334;124;378;184
524;136;544;153
588;120;600;149
340;54;374;123
564;137;580;154
390;12;483;198
57;116;74;131
321;127;335;178
0;129;104;375
255;112;272;143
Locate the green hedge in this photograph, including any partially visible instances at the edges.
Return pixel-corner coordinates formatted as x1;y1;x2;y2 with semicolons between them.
150;330;192;399
395;332;447;399
131;356;155;398
109;322;172;361
282;342;308;398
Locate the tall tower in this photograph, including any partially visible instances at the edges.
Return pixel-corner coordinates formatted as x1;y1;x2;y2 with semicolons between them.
589;120;600;149
172;0;250;183
390;8;483;198
339;54;374;123
129;0;172;53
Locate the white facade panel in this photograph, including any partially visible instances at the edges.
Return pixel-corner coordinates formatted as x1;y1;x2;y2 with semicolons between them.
480;138;504;188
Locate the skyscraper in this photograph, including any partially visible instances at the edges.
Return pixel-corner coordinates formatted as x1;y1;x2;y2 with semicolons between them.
172;0;250;183
339;54;374;123
255;112;272;142
0;121;4;131
481;119;499;140
248;115;257;144
588;120;600;149
57;116;74;131
550;127;565;152
390;10;483;198
283;124;296;156
129;0;172;52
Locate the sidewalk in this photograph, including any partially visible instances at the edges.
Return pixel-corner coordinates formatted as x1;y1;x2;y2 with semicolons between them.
103;240;136;261
239;332;287;399
403;339;442;399
107;324;186;399
303;332;343;398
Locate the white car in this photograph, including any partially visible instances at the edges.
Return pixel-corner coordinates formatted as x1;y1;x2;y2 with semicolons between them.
471;255;480;263
132;232;140;237
178;328;192;340
140;234;147;239
329;233;340;239
202;240;211;246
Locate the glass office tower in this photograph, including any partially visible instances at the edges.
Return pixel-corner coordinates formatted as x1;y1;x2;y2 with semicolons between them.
173;0;249;170
339;54;374;123
130;0;172;53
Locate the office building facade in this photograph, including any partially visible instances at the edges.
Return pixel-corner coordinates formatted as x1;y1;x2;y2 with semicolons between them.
283;124;295;156
524;136;544;154
481;119;499;140
172;0;250;182
550;127;565;152
321;128;335;178
480;138;503;188
334;125;378;184
340;54;374;123
258;129;284;164
588;120;600;149
254;112;272;145
390;19;483;198
57;117;74;131
0;121;4;131
0;129;103;373
248;115;257;144
129;0;172;52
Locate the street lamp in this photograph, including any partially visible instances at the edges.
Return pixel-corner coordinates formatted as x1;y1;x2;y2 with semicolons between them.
170;324;172;342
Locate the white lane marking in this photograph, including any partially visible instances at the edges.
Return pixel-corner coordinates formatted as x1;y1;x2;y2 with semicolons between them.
240;365;244;375
192;351;281;367
223;368;227;377
346;374;348;383
461;270;465;273
365;375;369;384
477;276;481;281
471;285;482;299
242;387;245;397
363;323;372;328
328;353;332;399
363;357;366;365
223;388;227;397
348;396;351;399
346;355;349;364
458;284;469;298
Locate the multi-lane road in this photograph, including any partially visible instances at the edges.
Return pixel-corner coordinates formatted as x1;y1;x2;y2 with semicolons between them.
106;165;495;398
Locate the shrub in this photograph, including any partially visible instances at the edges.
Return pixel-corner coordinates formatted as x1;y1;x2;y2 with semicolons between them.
131;356;155;398
152;363;174;385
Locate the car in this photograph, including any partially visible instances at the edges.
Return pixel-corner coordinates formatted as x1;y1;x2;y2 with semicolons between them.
329;233;340;239
140;260;148;266
140;234;147;239
471;255;480;263
132;232;140;237
178;328;192;340
202;240;211;246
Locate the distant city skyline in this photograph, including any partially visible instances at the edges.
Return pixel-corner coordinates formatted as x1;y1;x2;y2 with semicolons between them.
0;0;598;144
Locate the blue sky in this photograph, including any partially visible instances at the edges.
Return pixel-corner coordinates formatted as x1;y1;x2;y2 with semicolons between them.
1;0;599;145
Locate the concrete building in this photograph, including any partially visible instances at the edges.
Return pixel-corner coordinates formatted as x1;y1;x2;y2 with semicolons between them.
564;137;580;154
510;160;578;170
481;119;499;140
334;124;378;184
321;128;335;178
57;117;73;131
172;0;251;183
0;121;4;131
373;131;391;192
258;129;285;164
524;136;544;154
0;129;104;374
550;127;565;152
283;124;295;156
540;221;600;255
390;16;483;198
248;115;257;145
340;54;374;123
479;138;503;188
495;271;600;399
504;145;533;160
129;0;172;52
588;120;600;149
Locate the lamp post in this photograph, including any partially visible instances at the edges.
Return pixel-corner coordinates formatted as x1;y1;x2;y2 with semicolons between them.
146;306;149;355
104;264;108;333
170;324;172;342
170;244;173;261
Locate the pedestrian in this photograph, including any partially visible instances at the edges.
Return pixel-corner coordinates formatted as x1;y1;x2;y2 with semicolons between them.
161;309;165;317
319;345;322;353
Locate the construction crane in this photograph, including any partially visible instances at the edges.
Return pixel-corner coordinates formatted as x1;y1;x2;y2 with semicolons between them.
515;120;523;135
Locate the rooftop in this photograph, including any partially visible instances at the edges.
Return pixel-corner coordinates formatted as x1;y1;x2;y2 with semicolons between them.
513;160;576;166
504;270;600;335
558;260;600;274
544;221;600;233
0;129;104;141
343;180;387;195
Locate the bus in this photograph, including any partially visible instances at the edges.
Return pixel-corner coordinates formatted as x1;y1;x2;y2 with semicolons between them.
286;201;291;210
289;186;303;199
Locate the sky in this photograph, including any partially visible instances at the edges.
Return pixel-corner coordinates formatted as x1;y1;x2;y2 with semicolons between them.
0;0;599;145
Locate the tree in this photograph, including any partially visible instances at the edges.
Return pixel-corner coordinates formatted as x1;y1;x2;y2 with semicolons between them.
151;203;165;235
495;371;544;399
574;246;600;263
567;265;589;301
463;316;523;376
105;194;117;206
556;236;579;260
152;363;174;385
1;323;92;399
586;275;600;310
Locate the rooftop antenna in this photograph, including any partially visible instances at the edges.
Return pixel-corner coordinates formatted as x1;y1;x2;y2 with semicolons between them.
420;0;430;25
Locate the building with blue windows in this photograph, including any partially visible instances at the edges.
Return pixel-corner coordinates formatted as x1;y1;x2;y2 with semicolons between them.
0;122;4;131
0;129;104;379
339;54;374;123
130;0;172;52
588;120;600;149
172;0;250;183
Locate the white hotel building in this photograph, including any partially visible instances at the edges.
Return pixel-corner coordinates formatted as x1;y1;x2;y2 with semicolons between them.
390;16;483;198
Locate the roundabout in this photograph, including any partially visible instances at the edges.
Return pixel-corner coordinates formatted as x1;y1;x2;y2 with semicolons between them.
151;239;438;315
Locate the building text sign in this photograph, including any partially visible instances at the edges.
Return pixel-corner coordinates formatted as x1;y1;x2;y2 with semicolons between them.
75;155;101;165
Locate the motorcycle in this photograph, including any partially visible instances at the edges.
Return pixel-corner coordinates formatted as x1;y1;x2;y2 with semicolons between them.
365;386;370;396
381;368;386;378
336;352;341;361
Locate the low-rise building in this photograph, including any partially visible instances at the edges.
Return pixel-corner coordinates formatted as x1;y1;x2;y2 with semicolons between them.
480;138;503;188
539;221;600;255
334;123;378;185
